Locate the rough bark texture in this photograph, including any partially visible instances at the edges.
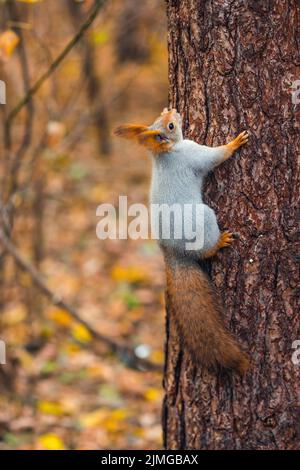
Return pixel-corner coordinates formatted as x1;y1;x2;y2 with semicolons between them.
163;0;300;450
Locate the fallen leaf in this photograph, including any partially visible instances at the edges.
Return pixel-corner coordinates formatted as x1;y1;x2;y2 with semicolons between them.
150;349;164;365
37;400;63;416
0;30;19;58
111;265;148;284
79;409;107;429
47;308;73;327
71;323;92;344
38;433;65;450
103;409;127;433
90;29;109;46
144;388;162;402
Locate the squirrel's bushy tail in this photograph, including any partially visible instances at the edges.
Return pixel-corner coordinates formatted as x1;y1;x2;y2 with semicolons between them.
164;253;250;375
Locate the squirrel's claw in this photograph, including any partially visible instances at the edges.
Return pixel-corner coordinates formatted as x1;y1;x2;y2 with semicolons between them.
226;131;249;154
219;231;235;248
236;130;249;146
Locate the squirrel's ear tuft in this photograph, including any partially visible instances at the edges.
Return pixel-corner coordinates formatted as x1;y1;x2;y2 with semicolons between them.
113;124;149;140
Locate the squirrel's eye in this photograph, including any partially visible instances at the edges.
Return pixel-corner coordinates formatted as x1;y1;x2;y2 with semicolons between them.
168;122;174;130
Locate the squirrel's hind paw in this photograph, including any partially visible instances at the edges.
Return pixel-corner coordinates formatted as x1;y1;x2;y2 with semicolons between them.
219;231;235;248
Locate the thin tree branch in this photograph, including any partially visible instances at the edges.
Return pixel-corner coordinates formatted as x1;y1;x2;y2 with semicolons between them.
0;229;160;372
6;0;108;125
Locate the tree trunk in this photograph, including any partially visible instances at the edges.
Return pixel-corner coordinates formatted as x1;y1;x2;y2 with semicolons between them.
163;0;300;450
116;0;150;63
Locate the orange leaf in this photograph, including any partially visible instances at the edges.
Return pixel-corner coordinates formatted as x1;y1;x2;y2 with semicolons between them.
0;30;19;58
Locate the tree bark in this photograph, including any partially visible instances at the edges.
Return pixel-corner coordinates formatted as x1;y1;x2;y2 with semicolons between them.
163;0;300;450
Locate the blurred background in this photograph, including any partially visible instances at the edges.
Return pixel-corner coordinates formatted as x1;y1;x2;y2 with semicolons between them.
0;0;168;449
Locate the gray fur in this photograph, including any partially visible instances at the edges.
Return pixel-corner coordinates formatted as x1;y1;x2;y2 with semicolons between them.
150;138;226;258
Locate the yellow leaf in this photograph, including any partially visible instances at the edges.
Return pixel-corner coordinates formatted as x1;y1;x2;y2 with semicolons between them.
79;409;107;428
144;388;162;402
41;325;54;339
0;30;19;58
37;400;63;416
38;434;64;451
47;308;73;327
71;323;92;343
150;349;164;365
102;409;127;433
79;408;127;430
110;409;127;421
90;29;109;46
104;419;121;433
111;266;148;284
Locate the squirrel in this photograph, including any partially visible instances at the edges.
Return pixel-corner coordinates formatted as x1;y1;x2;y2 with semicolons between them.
114;108;250;374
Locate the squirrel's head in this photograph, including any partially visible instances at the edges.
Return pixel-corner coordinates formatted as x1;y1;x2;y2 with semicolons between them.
114;108;183;154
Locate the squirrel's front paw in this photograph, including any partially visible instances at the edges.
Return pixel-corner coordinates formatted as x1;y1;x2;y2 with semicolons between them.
235;130;249;148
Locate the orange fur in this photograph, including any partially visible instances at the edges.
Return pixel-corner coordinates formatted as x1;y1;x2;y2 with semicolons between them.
114;109;180;154
160;108;178;130
165;255;250;375
221;131;249;161
202;231;234;259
